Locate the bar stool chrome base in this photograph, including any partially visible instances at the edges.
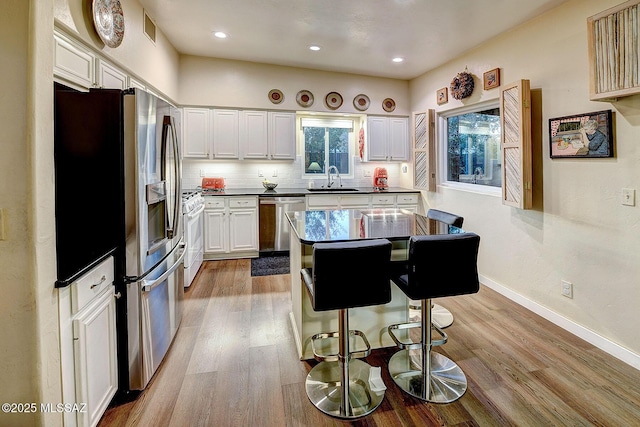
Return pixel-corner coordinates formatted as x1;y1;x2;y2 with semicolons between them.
409;301;454;328
388;349;467;403
306;359;384;419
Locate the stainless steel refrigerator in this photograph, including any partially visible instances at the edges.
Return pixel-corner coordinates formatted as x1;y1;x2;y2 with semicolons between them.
54;86;184;394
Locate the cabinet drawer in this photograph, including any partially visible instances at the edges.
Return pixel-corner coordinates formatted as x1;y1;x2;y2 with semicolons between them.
396;194;419;205
307;195;339;207
204;198;225;209
71;256;114;314
371;194;395;205
340;195;370;207
229;197;257;209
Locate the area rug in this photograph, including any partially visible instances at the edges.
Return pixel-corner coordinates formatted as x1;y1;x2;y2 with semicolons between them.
251;255;290;276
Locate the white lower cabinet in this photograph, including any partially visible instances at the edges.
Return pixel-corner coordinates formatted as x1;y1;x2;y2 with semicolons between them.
307;193;420;212
59;256;117;427
204;197;258;258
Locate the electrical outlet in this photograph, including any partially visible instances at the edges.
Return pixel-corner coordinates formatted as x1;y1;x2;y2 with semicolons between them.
622;188;636;206
200;169;205;177
258;170;263;177
272;169;278;177
561;280;573;298
363;169;371;177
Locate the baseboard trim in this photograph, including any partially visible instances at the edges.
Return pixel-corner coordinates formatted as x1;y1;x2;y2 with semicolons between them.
480;274;640;371
289;311;303;360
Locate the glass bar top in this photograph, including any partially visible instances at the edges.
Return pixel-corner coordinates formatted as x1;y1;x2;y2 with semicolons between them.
286;208;463;245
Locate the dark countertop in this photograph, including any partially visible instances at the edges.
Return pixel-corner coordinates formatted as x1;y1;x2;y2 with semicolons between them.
193;187;420;197
286;208;462;245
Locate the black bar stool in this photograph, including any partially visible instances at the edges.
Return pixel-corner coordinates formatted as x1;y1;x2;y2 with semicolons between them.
412;209;465;328
301;239;392;419
387;233;480;403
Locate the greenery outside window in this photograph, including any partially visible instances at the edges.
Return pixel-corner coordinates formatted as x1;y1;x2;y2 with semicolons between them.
301;117;353;177
439;101;501;192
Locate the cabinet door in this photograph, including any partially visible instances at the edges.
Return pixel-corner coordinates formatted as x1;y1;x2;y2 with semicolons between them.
367;116;389;161
229;209;258;252
128;77;146;91
54;32;95;90
204;209;227;253
96;60;128;89
183;108;210;158
213;109;240;158
73;288;117;427
241;110;269;159
268;112;296;159
388;117;409;161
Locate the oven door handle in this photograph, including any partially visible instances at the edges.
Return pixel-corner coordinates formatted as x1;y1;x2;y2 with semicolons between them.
141;243;186;292
186;204;205;220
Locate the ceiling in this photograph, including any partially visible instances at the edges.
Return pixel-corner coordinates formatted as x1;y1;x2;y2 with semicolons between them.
137;0;568;80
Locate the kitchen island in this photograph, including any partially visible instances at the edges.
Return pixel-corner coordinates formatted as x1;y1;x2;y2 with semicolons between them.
286;208;460;360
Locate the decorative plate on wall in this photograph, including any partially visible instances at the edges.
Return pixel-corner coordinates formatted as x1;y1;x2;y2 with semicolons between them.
296;90;314;107
268;89;284;104
325;92;343;110
382;98;396;112
92;0;125;48
353;94;370;111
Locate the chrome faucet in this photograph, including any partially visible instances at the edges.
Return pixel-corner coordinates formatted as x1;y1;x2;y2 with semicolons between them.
327;165;341;188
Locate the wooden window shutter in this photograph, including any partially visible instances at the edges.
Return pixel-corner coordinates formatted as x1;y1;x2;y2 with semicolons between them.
500;80;532;209
413;110;436;191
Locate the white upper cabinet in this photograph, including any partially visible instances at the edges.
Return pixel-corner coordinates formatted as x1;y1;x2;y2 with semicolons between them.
212;109;240;159
388;117;409;161
54;32;95;90
268;112;296;160
366;116;409;161
96;60;128;89
241;110;269;159
183;108;210;158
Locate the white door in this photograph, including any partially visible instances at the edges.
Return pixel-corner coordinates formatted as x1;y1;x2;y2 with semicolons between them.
73;288;118;427
204;209;227;253
183;108;210;158
229;209;258;252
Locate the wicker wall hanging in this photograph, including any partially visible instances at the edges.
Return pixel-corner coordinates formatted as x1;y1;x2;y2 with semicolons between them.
450;69;475;100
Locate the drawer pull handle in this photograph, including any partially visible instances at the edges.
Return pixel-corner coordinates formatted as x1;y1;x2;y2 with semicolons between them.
90;275;107;289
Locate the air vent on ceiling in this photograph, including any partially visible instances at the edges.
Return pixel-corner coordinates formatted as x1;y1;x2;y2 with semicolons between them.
144;10;156;44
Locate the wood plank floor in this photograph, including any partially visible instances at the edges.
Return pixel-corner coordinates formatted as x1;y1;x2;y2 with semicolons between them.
99;259;640;426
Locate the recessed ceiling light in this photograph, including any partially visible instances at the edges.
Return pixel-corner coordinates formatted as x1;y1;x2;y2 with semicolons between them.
213;31;228;39
309;45;321;51
392;57;404;63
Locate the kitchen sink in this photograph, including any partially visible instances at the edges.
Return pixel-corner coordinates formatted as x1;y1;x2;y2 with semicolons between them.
307;188;359;192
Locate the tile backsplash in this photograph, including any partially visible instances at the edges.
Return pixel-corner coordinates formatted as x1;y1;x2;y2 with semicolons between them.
182;156;403;190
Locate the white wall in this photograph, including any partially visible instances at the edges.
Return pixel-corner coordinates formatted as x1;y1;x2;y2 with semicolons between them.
410;0;640;364
179;56;412;190
0;1;61;426
54;0;180;101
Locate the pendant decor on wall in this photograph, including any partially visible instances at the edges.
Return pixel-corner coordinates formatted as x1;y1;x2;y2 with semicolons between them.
325;92;343;110
92;0;125;48
296;90;314;107
450;69;475;100
268;89;284;104
382;98;396;112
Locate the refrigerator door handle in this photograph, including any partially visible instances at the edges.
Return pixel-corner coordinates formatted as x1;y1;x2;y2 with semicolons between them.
161;116;182;240
140;243;186;292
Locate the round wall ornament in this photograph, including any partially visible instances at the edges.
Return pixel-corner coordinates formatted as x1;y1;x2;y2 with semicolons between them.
450;71;475;100
268;89;284;104
92;0;125;48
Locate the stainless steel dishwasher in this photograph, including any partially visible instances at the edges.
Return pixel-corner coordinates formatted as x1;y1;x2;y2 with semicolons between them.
259;196;306;253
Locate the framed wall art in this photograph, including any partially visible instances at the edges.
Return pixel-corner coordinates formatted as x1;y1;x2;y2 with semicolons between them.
436;87;448;105
483;68;500;90
549;110;613;158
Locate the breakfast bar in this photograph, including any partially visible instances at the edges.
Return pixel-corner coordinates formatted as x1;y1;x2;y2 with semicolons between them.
286;208;461;360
